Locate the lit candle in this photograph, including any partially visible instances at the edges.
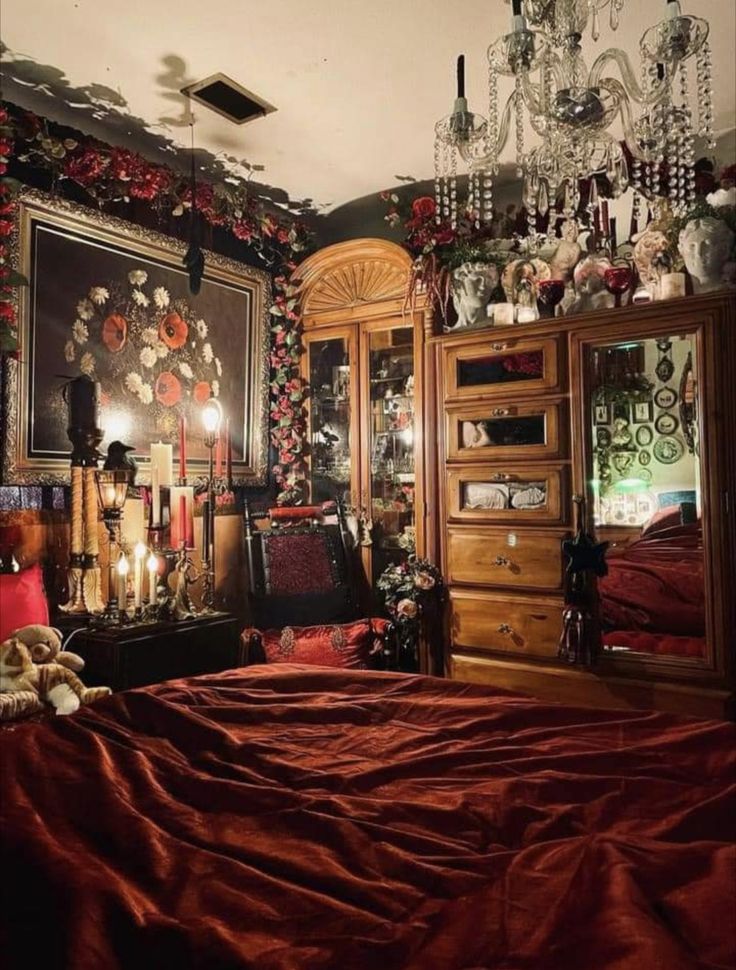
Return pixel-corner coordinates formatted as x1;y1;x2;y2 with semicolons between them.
659;272;686;300
133;541;147;609
150;465;161;527
117;554;129;613
150;441;173;487
225;418;232;485
493;303;515;326
178;414;187;482
147;552;158;606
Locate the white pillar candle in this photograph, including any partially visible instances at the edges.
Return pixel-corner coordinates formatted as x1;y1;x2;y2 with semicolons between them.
493;303;515;326
147;553;158;606
516;306;538;323
659;272;686;300
117;554;129;612
133;541;147;609
150;441;173;487
150;466;161;527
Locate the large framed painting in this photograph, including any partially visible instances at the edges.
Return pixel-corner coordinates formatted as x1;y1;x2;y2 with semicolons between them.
2;189;270;485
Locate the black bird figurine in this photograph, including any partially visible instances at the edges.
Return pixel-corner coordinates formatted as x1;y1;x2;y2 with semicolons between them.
103;441;138;484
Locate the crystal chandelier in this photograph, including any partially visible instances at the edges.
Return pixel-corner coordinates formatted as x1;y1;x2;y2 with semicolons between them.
434;0;715;239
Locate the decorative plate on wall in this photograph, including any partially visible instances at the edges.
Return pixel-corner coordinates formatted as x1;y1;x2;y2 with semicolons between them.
636;426;654;446
654;386;678;409
653;436;684;464
638;449;651;465
638;467;653;483
655;413;679;435
597;428;612;447
655;356;675;383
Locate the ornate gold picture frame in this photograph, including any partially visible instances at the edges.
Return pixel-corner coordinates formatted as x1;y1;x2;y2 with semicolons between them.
2;189;270;485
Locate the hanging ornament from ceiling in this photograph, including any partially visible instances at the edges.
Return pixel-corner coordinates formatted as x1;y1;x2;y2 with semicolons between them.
182;120;205;295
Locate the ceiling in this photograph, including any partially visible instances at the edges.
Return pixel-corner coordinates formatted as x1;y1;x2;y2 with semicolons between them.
1;0;735;218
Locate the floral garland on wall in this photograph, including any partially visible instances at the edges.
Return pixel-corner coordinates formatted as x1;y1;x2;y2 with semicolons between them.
0;103;310;504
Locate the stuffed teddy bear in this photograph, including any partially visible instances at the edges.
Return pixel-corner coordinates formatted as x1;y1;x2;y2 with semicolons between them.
9;624;85;672
0;637;111;720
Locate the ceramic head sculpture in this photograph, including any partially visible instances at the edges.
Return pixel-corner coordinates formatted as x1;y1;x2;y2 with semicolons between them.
679;217;734;293
450;261;499;330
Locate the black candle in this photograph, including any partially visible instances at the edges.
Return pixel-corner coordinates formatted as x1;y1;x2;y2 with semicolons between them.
457;54;465;99
65;375;100;431
512;0;522;16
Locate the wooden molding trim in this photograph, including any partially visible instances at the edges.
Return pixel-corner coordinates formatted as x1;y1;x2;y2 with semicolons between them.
294;238;413;318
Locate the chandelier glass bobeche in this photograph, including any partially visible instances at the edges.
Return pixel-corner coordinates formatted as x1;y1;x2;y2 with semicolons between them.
434;0;715;238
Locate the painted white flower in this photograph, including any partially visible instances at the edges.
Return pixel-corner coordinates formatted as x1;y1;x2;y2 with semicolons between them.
76;299;94;321
79;352;95;376
153;286;170;309
202;342;214;364
128;269;148;287
195;319;208;339
139;346;157;369
72;320;88;345
64;340;76;363
141;327;158;345
138;383;154;405
125;372;144;395
132;289;150;308
706;187;736;209
178;361;194;379
88;287;109;306
215;357;222;376
155;341;169;359
212;380;220;398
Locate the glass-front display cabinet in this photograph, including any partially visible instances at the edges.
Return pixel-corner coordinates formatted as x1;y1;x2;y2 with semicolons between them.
301;315;424;594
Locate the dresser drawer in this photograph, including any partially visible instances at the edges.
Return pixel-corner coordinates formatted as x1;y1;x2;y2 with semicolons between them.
449;589;564;659
446;464;567;525
444;334;561;402
446;526;566;591
446;398;565;463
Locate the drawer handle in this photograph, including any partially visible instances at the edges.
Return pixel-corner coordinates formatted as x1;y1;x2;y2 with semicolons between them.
489;473;517;482
491;342;515;351
492;555;511;567
490;407;513;417
497;623;515;635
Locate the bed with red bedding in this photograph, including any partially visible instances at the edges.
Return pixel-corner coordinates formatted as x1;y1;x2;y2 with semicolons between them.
1;665;734;970
600;515;706;656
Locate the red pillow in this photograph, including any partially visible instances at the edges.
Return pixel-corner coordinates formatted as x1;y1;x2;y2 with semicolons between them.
641;505;682;537
0;564;50;643
245;619;377;669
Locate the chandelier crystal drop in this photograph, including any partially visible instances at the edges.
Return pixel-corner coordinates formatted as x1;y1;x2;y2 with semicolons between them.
433;0;714;237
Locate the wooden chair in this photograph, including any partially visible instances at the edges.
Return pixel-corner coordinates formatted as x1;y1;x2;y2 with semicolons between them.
241;500;394;668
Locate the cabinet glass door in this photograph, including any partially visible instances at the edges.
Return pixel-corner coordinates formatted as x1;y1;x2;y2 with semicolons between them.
365;324;416;585
304;332;355;504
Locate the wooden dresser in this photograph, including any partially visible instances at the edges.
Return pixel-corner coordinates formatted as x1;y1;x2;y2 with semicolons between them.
435;292;736;718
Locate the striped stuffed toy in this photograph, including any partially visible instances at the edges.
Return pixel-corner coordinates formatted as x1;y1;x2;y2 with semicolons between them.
0;637;111;721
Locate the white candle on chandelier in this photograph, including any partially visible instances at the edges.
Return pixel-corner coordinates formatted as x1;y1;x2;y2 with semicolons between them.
147;552;158;606
133;541;147;609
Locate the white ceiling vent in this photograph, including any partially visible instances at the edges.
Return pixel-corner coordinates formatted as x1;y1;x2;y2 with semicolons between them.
182;73;276;125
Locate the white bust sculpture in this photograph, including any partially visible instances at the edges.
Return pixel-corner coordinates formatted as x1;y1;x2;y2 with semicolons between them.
679;217;735;293
549;220;583;283
450;261;499;330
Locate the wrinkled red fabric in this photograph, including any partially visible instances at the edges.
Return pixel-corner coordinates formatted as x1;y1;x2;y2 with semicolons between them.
1;666;734;970
603;629;706;657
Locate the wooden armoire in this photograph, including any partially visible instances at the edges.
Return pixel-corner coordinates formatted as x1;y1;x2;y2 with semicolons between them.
294;240;438;647
433;291;736;718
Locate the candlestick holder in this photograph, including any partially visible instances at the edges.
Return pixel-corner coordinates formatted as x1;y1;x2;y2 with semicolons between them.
200;397;222;613
93;469;130;627
171;543;200;620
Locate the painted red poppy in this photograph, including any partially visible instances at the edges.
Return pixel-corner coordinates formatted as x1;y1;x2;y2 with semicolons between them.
101;313;127;352
155;371;182;407
193;381;211;404
159;312;188;349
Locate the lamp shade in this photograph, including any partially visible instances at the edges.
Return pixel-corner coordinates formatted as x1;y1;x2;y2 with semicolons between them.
94;469;129;512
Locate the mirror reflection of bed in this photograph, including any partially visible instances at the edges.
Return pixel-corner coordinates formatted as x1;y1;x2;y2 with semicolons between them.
590;332;705;660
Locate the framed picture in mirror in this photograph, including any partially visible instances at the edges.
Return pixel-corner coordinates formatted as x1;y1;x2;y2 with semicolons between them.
633;401;654;423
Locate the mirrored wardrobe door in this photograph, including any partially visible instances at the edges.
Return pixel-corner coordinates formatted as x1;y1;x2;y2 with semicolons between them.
581;330;708;664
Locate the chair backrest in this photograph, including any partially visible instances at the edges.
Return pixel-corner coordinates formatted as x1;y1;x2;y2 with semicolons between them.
243;500;361;629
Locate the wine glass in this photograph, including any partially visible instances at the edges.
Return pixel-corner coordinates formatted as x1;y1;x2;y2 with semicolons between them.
604;259;634;308
536;278;566;318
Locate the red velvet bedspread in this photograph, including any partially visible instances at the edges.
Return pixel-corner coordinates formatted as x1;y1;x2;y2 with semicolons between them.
1;665;734;970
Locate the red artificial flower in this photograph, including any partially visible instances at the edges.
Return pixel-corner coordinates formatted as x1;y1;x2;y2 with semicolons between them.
155;371;182;407
232;219;255;241
0;219;12;237
0;108;8;125
193;381;211;404
63;147;109;187
107;147;141;182
0;162;7;176
0;139;12;157
0;301;15;320
0;202;16;216
276;227;290;244
411;196;436;221
130;166;172;201
181;183;227;225
101;313;127;352
159;312;188;349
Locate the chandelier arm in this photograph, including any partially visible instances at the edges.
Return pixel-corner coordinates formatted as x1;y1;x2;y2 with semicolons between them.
604;76;655;164
589;49;669;106
456;93;516;169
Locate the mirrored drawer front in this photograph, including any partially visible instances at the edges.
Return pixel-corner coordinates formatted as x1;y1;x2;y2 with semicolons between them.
446;399;564;462
444;335;560;401
446;526;566;590
450;589;564;659
447;465;566;524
